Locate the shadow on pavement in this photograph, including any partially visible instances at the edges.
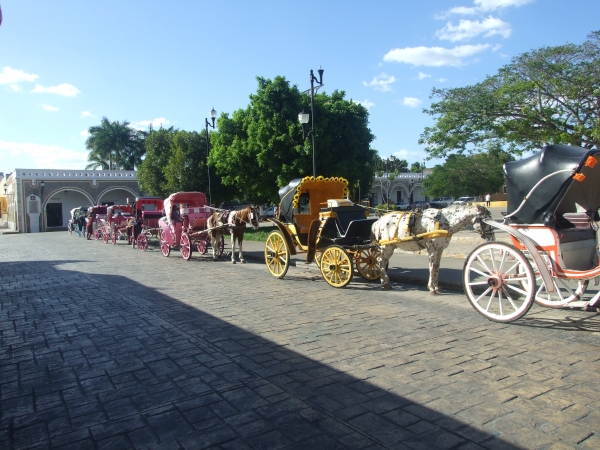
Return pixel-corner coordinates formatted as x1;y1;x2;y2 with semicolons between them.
0;260;523;449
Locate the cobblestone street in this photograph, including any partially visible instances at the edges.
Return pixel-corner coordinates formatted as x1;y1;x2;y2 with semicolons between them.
1;232;599;449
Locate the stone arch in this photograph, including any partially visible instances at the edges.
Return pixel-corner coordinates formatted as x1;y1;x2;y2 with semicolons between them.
43;188;94;231
96;186;139;206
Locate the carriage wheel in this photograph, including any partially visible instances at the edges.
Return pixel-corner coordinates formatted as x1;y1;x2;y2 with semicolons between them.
463;242;535;323
519;270;589;308
320;245;353;288
196;235;209;254
111;233;117;245
103;231;109;244
137;234;148;252
68;224;72;235
94;230;99;240
180;232;192;260
160;237;170;257
355;247;381;281
265;231;289;278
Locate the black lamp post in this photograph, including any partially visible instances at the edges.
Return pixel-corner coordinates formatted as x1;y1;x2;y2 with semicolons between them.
298;67;324;178
205;108;217;205
409;179;414;204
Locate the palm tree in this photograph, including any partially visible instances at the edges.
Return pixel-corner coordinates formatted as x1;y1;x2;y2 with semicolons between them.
85;117;145;170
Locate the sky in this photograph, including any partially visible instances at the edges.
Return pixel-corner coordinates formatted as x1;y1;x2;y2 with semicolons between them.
1;0;599;175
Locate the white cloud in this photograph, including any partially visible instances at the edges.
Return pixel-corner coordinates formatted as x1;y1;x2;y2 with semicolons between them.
10;84;21;92
43;104;59;112
439;78;448;82
130;118;171;131
31;83;81;97
392;149;424;161
0;66;39;84
436;16;511;42
79;130;90;138
80;111;94;117
362;73;396;92
417;72;431;80
0;140;88;169
448;0;534;15
402;97;422;108
383;44;491;67
354;99;375;109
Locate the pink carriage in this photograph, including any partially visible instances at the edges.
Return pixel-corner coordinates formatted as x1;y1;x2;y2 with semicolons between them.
131;197;164;251
463;145;600;322
88;205;108;241
158;192;225;260
102;205;134;245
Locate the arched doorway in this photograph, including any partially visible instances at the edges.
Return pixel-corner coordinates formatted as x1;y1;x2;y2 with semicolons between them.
97;187;138;207
44;189;94;230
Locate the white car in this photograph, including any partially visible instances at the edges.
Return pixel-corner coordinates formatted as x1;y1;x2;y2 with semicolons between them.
260;206;277;221
453;196;476;205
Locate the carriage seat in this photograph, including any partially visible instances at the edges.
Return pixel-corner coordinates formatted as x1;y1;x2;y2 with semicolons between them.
554;212;596;243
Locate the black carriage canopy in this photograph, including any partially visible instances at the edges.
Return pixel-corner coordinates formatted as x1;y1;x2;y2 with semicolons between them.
504;144;600;225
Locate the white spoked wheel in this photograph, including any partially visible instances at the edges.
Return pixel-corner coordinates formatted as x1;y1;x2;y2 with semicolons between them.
180;232;192;260
530;276;588;308
463;242;535;323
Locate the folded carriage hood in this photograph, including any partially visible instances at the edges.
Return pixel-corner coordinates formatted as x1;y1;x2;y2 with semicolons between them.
504;144;600;225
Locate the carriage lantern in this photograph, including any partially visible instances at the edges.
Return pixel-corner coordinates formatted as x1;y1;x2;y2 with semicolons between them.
3;183;6;195
205;107;217;205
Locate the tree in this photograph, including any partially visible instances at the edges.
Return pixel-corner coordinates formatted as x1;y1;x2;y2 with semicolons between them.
85;117;145;170
374;154;409;174
410;162;424;173
137;127;175;197
423;151;513;199
420;31;600;158
209;76;376;204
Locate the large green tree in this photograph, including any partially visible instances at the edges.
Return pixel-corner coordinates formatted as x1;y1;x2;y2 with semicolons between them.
423;151;513;199
374;154;409;174
209;76;376;204
85;117;145;170
420;31;600;158
137;127;174;197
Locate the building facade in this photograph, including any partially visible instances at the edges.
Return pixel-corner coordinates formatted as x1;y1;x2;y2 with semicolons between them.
368;172;429;206
1;169;141;233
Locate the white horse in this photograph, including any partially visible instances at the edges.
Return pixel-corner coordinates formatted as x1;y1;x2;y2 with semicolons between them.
372;204;494;294
207;206;260;263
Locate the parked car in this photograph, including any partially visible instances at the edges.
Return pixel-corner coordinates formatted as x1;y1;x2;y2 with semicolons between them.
395;201;410;211
260;206;277;221
430;197;453;207
409;200;430;210
453;196;476;205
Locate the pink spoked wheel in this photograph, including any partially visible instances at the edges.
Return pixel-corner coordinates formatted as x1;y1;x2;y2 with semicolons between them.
111;232;117;245
103;229;109;244
180;232;192;260
197;234;210;254
94;229;100;240
160;237;170;257
137;233;148;252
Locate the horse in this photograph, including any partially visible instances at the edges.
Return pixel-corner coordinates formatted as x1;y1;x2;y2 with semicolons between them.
207;205;260;263
371;204;495;294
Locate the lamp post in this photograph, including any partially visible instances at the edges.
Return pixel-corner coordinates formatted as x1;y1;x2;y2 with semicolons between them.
40;181;45;232
205;108;217;205
422;159;426;202
409;179;414;204
298;67;324;178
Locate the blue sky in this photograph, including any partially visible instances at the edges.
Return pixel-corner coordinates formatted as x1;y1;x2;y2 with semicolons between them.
1;0;598;174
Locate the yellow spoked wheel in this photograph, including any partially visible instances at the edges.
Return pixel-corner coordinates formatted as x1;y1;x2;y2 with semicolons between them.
355;247;381;281
320;245;353;288
265;231;290;279
314;250;323;268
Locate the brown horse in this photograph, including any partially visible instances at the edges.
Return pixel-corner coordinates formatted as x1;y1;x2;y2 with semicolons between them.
207;206;260;263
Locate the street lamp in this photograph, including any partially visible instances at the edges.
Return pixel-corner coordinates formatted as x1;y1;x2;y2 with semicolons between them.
298;67;324;178
205;108;217;205
3;183;7;195
409;179;414;204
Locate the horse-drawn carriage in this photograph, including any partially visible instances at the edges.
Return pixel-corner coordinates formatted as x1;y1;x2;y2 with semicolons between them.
88;205;108;240
68;206;89;236
158;192;224;260
131;197;164;251
463;144;600;322
265;176;381;288
102;205;134;245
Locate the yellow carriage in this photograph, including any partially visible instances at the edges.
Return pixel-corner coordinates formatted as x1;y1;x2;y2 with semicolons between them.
264;176;381;288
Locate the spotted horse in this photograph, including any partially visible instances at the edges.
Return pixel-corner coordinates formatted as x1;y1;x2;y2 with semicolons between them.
371;204;494;294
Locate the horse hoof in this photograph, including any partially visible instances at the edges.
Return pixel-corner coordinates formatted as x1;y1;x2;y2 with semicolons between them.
241;260;246;264
381;284;392;291
232;260;236;264
430;290;439;295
